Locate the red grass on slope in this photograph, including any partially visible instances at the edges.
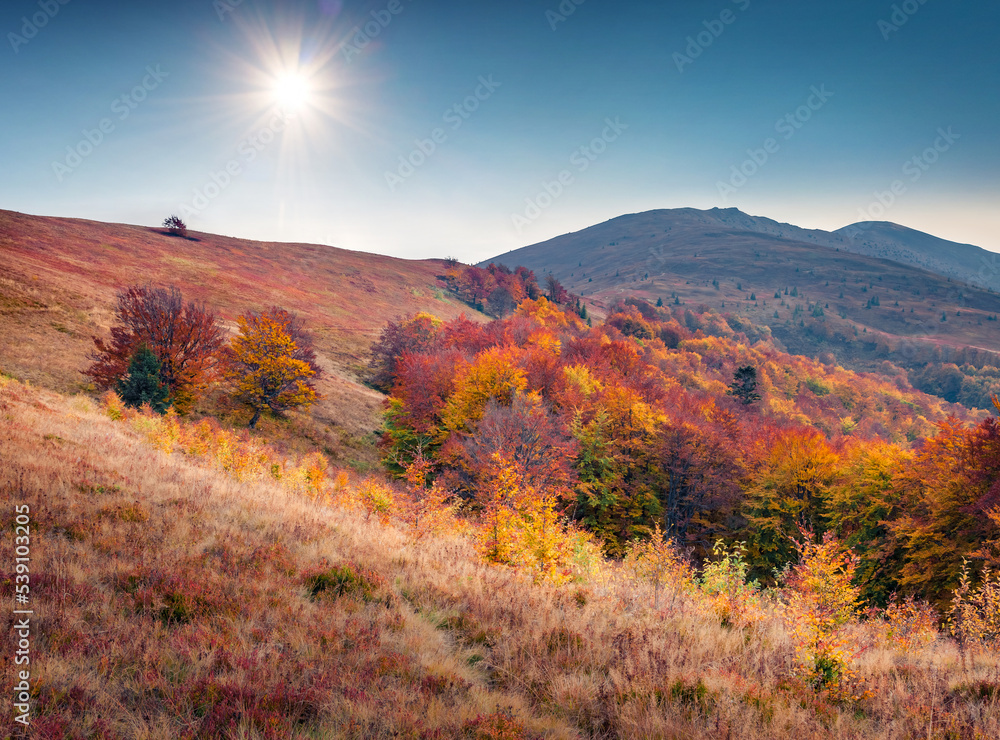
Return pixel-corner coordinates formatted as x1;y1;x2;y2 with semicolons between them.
0;209;487;463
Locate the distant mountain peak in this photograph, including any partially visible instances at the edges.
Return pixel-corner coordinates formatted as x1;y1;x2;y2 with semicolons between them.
498;207;998;293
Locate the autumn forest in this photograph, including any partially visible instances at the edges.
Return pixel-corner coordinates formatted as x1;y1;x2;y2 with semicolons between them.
379;264;1000;612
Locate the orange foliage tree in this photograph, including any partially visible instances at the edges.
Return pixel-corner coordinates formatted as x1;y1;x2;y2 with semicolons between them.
889;418;1000;608
223;307;321;429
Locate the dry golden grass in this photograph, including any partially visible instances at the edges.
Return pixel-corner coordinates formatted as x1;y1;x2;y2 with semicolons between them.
4;376;1000;739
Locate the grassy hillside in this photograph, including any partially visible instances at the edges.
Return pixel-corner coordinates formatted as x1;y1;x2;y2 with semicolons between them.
0;209;487;466
4;375;1000;738
491;209;1000;388
835;220;1000;293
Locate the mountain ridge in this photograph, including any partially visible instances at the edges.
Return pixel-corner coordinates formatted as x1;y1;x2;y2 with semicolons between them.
487;207;1000;294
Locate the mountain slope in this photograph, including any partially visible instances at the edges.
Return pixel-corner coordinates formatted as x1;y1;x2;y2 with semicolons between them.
557;206;1000;293
0;209;486;464
835;221;1000;291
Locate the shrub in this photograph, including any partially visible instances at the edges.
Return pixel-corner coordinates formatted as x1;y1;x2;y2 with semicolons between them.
698;541;762;628
163;215;187;237
948;560;1000;650
100;390;126;421
623;524;692;610
356;478;395;523
304;564;380;602
462;709;539;740
877;595;939;651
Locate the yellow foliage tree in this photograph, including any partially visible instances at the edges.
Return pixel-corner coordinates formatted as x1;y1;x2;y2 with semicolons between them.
439;346;527;438
516;295;578;330
782;530;861;693
563;364;604;398
478;454;528;566
744;429;840;577
356;478;396;523
224;308;319;428
476;451;586;584
401;454;458;541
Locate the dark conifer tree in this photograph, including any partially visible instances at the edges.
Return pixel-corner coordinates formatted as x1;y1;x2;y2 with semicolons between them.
728;365;762;406
117;345;172;413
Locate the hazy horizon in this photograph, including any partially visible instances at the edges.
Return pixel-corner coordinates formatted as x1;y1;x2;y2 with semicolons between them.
2;0;997;262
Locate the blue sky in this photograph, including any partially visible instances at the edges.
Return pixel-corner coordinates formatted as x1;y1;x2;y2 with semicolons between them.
1;0;997;261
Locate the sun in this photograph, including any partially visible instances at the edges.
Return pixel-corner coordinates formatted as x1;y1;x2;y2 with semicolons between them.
272;72;312;112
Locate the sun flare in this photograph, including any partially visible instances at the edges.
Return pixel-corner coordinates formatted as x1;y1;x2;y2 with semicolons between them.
272;72;312;112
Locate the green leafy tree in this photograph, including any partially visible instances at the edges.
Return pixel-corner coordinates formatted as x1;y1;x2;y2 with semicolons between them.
116;345;172;413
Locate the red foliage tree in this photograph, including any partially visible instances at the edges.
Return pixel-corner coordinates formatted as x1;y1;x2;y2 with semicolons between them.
545;274;569;304
163;215;187;238
459;266;496;308
85;284;224;413
366;313;441;392
656;419;743;551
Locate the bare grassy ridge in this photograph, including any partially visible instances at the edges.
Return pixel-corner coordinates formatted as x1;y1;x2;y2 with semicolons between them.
3;378;1000;739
